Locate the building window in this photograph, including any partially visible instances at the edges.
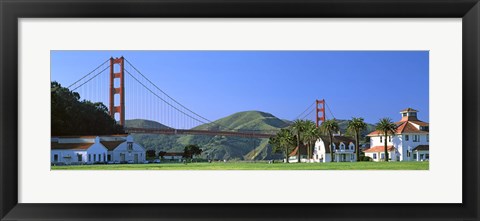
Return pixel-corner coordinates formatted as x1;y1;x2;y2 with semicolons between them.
107;154;112;161
413;153;417;160
388;136;392;142
413;135;419;142
373;153;377;159
405;135;409;141
53;154;59;162
425;154;429;160
407;151;411;157
127;142;133;151
402;113;407;117
381;153;385;159
380;136;383;143
88;154;91;162
77;154;82;161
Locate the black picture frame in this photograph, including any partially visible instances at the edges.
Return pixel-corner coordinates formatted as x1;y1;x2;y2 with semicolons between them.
1;0;479;220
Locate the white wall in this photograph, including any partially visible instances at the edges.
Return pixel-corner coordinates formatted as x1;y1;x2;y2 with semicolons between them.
111;142;146;163
364;150;398;162
51;150;87;164
396;134;429;161
413;150;429;161
370;135;395;147
313;138;344;163
370;134;428;161
85;143;108;163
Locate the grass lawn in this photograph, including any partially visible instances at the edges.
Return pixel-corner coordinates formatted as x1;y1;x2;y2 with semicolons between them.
51;161;429;170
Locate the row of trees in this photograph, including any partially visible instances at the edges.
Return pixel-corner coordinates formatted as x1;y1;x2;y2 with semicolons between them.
269;117;398;162
147;144;203;161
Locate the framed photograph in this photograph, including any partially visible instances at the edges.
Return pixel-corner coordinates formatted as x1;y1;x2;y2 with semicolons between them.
1;0;479;220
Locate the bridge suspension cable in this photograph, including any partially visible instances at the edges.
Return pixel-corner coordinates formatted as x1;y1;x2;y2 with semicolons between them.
67;58;110;89
124;58;214;124
124;69;209;126
123;58;246;132
294;101;315;120
325;101;336;120
65;57;281;134
70;65;111;92
293;100;337;123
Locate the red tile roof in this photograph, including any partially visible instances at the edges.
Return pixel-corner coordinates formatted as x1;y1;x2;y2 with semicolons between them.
51;142;93;150
408;120;429;127
396;122;415;133
366;130;395;136
367;121;428;136
100;141;125;151
363;145;395;153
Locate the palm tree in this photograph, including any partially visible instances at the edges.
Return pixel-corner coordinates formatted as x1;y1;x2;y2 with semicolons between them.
269;128;296;163
291;119;307;163
375;118;397;162
302;120;320;161
320;119;339;162
347;117;367;162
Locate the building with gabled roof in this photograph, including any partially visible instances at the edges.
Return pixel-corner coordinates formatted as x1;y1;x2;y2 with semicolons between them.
287;135;356;163
364;108;429;162
312;135;356;162
51;135;146;165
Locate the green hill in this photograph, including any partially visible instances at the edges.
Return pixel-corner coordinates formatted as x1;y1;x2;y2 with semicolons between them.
193;111;290;131
125;119;179;151
128;111;288;160
125;119;171;129
127;112;376;160
176;111;288;160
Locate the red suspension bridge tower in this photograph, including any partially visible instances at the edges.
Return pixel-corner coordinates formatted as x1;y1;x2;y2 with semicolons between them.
109;57;125;126
315;99;326;127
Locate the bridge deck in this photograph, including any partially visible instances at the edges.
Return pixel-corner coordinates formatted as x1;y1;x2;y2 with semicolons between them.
124;127;276;138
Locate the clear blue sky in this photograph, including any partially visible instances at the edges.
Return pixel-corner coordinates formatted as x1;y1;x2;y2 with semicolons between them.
51;51;429;125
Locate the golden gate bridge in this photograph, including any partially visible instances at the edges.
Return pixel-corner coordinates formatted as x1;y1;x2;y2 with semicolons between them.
67;57;335;138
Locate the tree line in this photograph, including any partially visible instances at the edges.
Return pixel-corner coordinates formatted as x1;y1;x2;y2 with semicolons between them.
51;81;124;136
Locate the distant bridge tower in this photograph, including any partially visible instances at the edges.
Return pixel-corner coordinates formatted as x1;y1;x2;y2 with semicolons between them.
315;99;326;127
109;57;125;126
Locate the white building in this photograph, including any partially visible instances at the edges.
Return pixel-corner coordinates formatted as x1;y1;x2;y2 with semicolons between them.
364;108;429;162
288;135;356;163
101;136;146;163
312;135;356;162
51;135;146;165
